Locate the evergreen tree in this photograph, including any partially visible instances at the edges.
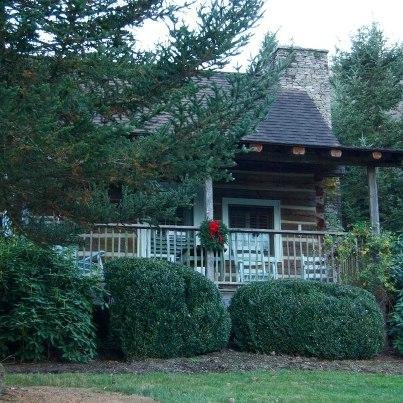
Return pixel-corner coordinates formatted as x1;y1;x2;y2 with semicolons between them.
332;24;403;233
0;1;283;243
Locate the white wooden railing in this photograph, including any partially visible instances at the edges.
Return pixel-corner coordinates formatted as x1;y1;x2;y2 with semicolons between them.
78;224;351;284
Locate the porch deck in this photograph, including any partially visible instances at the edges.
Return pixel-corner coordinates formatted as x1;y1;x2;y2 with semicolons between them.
78;224;355;286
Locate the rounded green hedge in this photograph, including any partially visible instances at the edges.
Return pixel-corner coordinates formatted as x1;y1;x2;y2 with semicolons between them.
104;258;230;359
391;291;403;356
0;363;4;396
229;280;385;359
0;237;98;363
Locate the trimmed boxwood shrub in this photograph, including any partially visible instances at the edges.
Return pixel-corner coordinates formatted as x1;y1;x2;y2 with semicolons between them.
390;291;403;355
0;237;100;363
229;280;385;359
0;363;4;396
104;258;230;359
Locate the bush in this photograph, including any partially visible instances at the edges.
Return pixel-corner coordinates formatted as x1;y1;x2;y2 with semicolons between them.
0;363;4;396
229;280;384;359
328;223;396;308
104;258;230;359
391;237;403;290
0;237;101;363
390;291;403;355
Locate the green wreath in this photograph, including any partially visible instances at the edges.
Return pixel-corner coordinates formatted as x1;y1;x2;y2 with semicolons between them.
199;219;229;251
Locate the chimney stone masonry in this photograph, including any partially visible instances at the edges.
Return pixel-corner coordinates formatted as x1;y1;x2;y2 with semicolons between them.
275;47;332;127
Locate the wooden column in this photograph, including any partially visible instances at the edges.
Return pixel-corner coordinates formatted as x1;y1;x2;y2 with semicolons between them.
367;166;380;234
314;174;326;230
204;177;215;281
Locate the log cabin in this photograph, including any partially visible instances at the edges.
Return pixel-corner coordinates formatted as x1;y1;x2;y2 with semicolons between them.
78;47;403;299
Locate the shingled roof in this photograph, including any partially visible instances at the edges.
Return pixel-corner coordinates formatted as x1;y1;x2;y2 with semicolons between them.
142;73;340;148
243;89;340;147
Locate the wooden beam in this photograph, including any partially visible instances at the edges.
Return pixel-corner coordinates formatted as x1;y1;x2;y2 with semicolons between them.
291;146;306;155
249;143;263;152
367;167;380;234
204;177;215;281
330;149;342;158
372;151;382;160
237;145;402;167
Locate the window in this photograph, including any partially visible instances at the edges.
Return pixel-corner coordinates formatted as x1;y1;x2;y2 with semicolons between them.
228;205;274;229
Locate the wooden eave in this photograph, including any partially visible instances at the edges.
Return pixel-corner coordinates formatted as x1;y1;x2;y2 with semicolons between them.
241;142;403;169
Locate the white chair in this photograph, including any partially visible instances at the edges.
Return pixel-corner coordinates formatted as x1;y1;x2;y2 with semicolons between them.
238;259;278;282
150;230;190;262
76;251;105;277
301;255;328;281
230;233;278;282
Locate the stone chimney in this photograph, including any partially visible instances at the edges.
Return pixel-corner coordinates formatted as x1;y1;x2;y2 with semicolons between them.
275;47;332;127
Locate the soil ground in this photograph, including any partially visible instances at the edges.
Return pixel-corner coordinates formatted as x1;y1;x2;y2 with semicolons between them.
4;349;403;376
0;386;155;402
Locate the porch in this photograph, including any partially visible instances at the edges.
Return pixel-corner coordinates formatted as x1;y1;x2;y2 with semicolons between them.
78;224;352;286
77;144;401;291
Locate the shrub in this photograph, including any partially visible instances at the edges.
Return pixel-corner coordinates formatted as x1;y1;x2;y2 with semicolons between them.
0;363;4;396
391;237;403;290
0;237;101;362
327;223;396;312
390;291;403;355
104;258;230;359
229;280;384;359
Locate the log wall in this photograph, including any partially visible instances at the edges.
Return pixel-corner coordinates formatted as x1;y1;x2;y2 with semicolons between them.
213;170;317;231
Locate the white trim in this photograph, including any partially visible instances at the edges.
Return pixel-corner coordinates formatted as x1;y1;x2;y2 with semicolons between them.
222;197;282;259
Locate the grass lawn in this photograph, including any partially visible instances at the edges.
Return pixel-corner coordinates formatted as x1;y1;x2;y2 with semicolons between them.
5;369;403;402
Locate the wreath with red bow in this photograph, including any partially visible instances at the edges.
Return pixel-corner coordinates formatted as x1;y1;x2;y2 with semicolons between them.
199;219;229;251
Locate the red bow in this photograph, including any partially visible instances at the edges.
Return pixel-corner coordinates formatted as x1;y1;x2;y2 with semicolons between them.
208;220;224;244
208;220;220;235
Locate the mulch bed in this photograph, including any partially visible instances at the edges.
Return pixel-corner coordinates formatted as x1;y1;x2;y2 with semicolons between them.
4;350;403;376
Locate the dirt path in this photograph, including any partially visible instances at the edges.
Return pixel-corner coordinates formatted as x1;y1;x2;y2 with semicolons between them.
0;386;155;402
5;350;403;376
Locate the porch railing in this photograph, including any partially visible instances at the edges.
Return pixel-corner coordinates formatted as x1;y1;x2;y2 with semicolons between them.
78;224;353;284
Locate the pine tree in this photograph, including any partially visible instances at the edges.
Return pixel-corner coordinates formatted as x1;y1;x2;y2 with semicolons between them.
332;24;403;232
0;1;283;243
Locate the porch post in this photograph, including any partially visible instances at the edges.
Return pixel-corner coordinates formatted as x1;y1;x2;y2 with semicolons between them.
314;174;326;230
204;177;215;281
367;166;380;235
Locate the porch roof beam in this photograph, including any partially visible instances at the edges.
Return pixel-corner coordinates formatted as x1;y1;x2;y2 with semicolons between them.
241;142;403;167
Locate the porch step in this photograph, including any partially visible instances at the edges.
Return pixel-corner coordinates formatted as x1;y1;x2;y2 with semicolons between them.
218;283;239;306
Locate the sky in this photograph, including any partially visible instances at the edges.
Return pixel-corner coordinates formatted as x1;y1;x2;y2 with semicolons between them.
137;0;403;70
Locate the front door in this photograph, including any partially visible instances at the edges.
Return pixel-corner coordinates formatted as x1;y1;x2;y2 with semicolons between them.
228;204;275;256
222;198;281;281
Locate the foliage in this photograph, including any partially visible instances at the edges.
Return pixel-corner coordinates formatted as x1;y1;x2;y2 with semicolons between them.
0;363;3;395
104;257;230;359
328;223;396;309
331;24;403;232
199;219;229;251
0;237;102;362
390;236;403;355
229;280;384;359
390;291;403;355
6;370;403;403
0;0;286;244
391;236;403;290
